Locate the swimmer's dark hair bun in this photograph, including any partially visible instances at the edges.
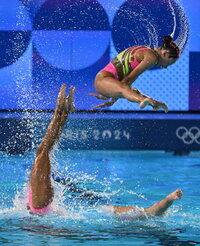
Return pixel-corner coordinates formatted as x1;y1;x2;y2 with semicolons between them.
162;36;172;44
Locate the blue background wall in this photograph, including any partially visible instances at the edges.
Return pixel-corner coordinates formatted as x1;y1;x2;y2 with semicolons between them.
0;0;199;111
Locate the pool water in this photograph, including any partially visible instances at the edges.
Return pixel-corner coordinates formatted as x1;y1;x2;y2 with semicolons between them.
0;150;200;245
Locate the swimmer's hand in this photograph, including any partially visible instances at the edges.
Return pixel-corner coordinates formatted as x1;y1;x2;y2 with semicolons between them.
153;102;168;113
92;98;118;109
66;86;76;113
89;93;110;100
140;98;168;113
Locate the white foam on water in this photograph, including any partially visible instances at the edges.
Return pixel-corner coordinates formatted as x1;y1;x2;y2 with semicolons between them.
9;182;86;219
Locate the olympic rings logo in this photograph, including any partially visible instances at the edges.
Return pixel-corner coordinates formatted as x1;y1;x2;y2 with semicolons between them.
176;126;200;145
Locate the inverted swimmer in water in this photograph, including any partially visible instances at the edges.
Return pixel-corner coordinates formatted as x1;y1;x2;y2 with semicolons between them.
90;36;180;112
27;84;76;215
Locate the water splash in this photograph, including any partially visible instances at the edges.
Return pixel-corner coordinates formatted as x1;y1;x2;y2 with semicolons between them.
112;0;188;53
168;0;189;51
168;0;177;39
173;1;189;52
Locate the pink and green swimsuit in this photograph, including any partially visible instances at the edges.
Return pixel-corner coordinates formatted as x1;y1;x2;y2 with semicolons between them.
101;46;153;81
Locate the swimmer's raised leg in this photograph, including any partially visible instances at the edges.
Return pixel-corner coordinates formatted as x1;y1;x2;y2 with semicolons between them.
110;189;182;217
29;84;75;210
144;189;182;216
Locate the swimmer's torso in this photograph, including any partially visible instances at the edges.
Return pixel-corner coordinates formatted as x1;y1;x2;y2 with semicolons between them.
113;46;153;80
106;46;153;81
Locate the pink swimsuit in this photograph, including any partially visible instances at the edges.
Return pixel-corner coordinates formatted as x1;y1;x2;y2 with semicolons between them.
101;62;119;80
28;188;52;215
101;46;152;81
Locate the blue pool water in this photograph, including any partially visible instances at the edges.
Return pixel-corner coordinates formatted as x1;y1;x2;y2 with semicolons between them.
0;150;200;245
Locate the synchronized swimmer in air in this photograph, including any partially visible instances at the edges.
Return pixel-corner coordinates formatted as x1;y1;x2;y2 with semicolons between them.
90;36;180;112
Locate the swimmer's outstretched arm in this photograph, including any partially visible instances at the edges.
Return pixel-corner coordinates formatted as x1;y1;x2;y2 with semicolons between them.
29;84;75;211
110;189;182;216
91;98;118;110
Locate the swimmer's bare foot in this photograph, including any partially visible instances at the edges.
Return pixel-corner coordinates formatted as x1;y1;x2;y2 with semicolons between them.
89;93;110;100
167;189;183;201
140;98;168;113
55;84;67;114
65;86;76;113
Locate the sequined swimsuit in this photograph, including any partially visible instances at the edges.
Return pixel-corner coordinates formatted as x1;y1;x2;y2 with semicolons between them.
101;46;154;80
